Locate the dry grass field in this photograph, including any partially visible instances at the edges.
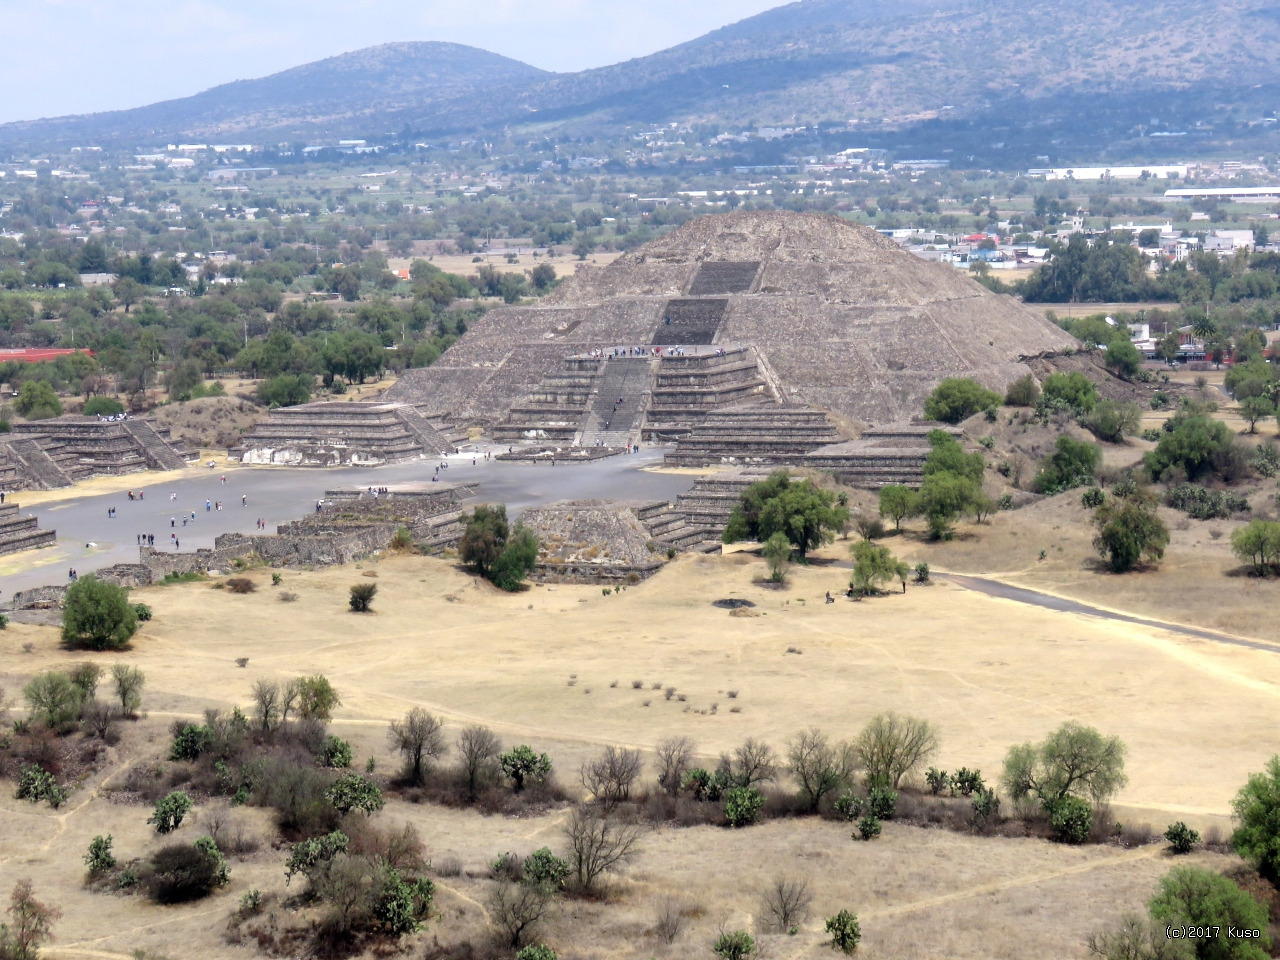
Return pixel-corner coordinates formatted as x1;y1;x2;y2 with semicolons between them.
1;531;1275;959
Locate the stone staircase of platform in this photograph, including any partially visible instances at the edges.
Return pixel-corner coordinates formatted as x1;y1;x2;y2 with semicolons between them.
493;357;601;444
421;412;469;451
122;418;191;470
578;357;654;448
664;405;843;467
395;405;457;456
796;423;960;489
0;502;56;556
232;403;435;466
12;419;149;480
632;468;776;554
642;348;772;442
0;436;74;489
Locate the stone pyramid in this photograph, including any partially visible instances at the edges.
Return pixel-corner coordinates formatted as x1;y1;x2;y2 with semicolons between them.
386;211;1075;427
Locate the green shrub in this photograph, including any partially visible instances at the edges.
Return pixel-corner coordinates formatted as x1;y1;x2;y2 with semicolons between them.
133;602;153;622
1048;796;1093;844
84;834;116;874
1231;520;1280;576
17;764;68;808
148;791;194;834
855;816;882;840
1164;821;1200;854
169;723;214;762
913;562;930;584
1165;484;1250;521
1144;414;1235;482
146;840;229;903
972;786;1001;825
319;735;353;769
325;773;383;815
516;947;557;960
522;848;571;891
1231;755;1280;880
952;768;985;796
1081;487;1105;508
867;786;897;820
825;909;862;954
1041;371;1098;414
348;582;377;612
1092;491;1170;573
1148;867;1271;959
1081;400;1141;443
924;378;1002;424
83;396;125;417
1004;373;1040;407
713;929;756;960
724;786;765;828
500;745;552;792
925;768;950;795
1035;436;1102;495
834;792;864;821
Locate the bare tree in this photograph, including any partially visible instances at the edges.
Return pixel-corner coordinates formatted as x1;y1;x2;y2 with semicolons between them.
110;664;145;718
279;678;300;727
564;806;643;893
721;738;778;788
655;736;695;797
759;876;813;933
457;725;501;801
387;708;447;785
82;700;117;740
855;712;939;789
787;729;857;812
654;898;690;944
580;746;643;811
487;878;552;948
251;680;280;734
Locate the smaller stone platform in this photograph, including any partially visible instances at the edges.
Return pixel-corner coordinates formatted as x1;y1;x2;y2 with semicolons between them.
231;401;459;466
0;502;56;556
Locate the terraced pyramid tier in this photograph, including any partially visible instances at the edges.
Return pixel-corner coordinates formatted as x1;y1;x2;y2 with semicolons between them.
231;401;457;466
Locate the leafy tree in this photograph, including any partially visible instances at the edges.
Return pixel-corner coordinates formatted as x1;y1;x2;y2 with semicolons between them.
1092;490;1170;573
325;773;383;815
489;524;540;591
388;708;446;785
1081;400;1141;444
1048;795;1093;844
855;713;939;789
297;675;340;720
14;380;62;420
1104;337;1143;379
1035;435;1102;494
761;531;792;583
878;484;919;531
22;672;81;729
1231;520;1280;576
923;431;985;483
1148;867;1270;960
148;791;194;834
1239;395;1275;434
924;378;1002;424
723;471;847;559
918;471;979;540
1001;722;1127;810
825;909;862;954
1231;755;1280;881
460;504;510;578
501;745;552;792
255;373;312;408
1041;372;1098;414
0;880;60;960
1144;415;1235;482
850;540;907;597
110;664;145;716
61;576;138;650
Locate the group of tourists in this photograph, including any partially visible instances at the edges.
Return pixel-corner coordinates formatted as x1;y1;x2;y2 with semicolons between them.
93;413;131;422
126;490;145;501
135;534;156;547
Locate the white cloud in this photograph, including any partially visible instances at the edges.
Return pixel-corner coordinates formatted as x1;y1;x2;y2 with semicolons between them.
0;0;781;124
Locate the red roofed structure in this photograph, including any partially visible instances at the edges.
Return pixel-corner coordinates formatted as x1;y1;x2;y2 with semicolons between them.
0;348;95;363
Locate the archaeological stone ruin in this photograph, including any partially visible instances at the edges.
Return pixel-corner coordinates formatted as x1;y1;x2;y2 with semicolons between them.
0;416;194;489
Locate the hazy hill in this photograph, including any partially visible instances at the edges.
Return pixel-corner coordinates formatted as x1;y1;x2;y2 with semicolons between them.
0;42;547;148
4;0;1280;155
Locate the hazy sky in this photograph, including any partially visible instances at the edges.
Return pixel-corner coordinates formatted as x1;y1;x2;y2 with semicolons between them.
0;0;784;125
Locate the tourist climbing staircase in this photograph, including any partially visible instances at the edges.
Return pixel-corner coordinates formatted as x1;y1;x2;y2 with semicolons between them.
123;419;191;471
577;357;654;448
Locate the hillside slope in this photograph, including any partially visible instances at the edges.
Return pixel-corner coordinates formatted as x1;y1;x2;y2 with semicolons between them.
4;0;1280;150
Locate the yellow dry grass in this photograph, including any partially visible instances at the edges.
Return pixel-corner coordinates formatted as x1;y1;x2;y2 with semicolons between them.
1;537;1274;958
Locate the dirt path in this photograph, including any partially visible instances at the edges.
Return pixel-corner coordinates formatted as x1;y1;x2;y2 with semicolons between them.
939;573;1280;653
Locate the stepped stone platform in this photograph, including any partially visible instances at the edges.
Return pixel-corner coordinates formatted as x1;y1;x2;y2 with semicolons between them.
521;500;666;583
0;502;56;556
385;211;1076;432
231;401;459;466
495;446;623;463
7;417;195;486
632;468;775;554
664;404;846;467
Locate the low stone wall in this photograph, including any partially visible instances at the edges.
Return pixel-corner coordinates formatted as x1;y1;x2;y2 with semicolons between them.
10;584;67;610
531;560;664;585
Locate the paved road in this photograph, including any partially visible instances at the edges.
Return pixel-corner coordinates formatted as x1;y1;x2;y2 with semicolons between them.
941;573;1277;652
1;447;697;597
